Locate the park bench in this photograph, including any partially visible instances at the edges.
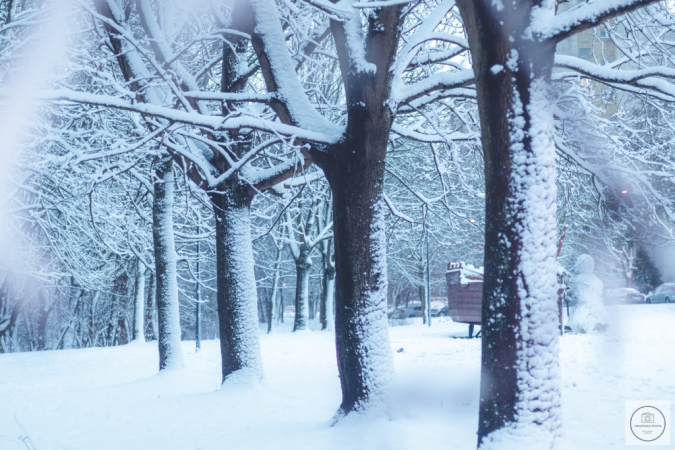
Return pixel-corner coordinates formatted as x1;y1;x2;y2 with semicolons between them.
447;261;568;338
446;262;483;338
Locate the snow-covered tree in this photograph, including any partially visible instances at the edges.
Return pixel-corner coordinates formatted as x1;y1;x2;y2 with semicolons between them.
455;1;669;447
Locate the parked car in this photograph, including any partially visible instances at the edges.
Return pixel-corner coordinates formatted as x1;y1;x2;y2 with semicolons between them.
388;306;423;319
604;288;645;305
646;283;675;304
388;305;448;319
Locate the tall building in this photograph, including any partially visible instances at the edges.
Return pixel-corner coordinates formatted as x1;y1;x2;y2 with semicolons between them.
555;0;620;117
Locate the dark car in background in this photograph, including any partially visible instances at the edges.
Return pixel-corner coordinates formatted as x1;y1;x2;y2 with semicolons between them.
604;288;646;305
388;304;448;319
646;283;675;304
388;306;423;319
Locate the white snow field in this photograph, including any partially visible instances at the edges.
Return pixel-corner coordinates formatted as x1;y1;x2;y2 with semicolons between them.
1;304;673;450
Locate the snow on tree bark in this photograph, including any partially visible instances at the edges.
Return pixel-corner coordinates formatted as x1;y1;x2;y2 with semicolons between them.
210;188;263;383
293;251;311;332
303;2;403;417
320;264;335;331
329;193;394;416
132;259;146;343
146;273;157;341
152;156;184;370
456;0;662;445
457;1;561;448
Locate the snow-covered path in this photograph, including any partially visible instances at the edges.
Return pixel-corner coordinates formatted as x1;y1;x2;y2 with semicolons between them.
1;304;673;450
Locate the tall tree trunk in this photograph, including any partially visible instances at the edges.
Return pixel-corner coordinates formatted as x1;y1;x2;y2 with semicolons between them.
457;2;561;447
303;3;403;417
267;247;282;334
132;259;147;342
320;265;335;331
153;156;184;370
308;5;402;416
106;291;117;346
195;228;202;352
0;287;23;353
623;240;635;288
36;292;53;351
293;251;311;331
210;185;262;383
322;138;395;415
57;285;85;350
117;317;128;345
115;272;131;346
146;271;157;340
87;291;98;347
418;279;427;325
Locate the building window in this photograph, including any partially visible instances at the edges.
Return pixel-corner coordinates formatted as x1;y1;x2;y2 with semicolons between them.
600;29;608;38
579;47;592;57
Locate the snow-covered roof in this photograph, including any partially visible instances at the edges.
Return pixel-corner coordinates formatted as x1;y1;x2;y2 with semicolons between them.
446;262;484;284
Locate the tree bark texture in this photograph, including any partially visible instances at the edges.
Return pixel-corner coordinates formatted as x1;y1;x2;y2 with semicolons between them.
267;248;281;334
323;149;394;416
312;5;403;416
293;250;311;331
133;259;146;342
146;272;157;340
153;156;184;370
36;292;52;351
320;264;335;331
210;184;263;383
456;1;561;448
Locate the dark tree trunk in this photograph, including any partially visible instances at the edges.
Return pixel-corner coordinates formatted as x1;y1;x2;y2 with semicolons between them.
69;279;85;349
267;247;281;334
107;272;130;347
146;271;157;340
0;288;22;353
117;317;128;345
36;292;54;351
153;156;183;369
418;282;427;325
456;1;561;447
320;265;335;331
210;183;262;383
293;250;311;331
106;292;117;346
57;289;85;350
87;292;98;348
319;94;398;411
322;136;394;415
308;4;403;417
132;259;146;342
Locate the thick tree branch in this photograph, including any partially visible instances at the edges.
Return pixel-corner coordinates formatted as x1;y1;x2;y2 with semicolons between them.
9;88;339;144
533;0;660;43
393;69;475;107
554;54;675;101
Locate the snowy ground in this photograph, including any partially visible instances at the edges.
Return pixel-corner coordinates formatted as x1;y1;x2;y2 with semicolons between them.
1;304;673;450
